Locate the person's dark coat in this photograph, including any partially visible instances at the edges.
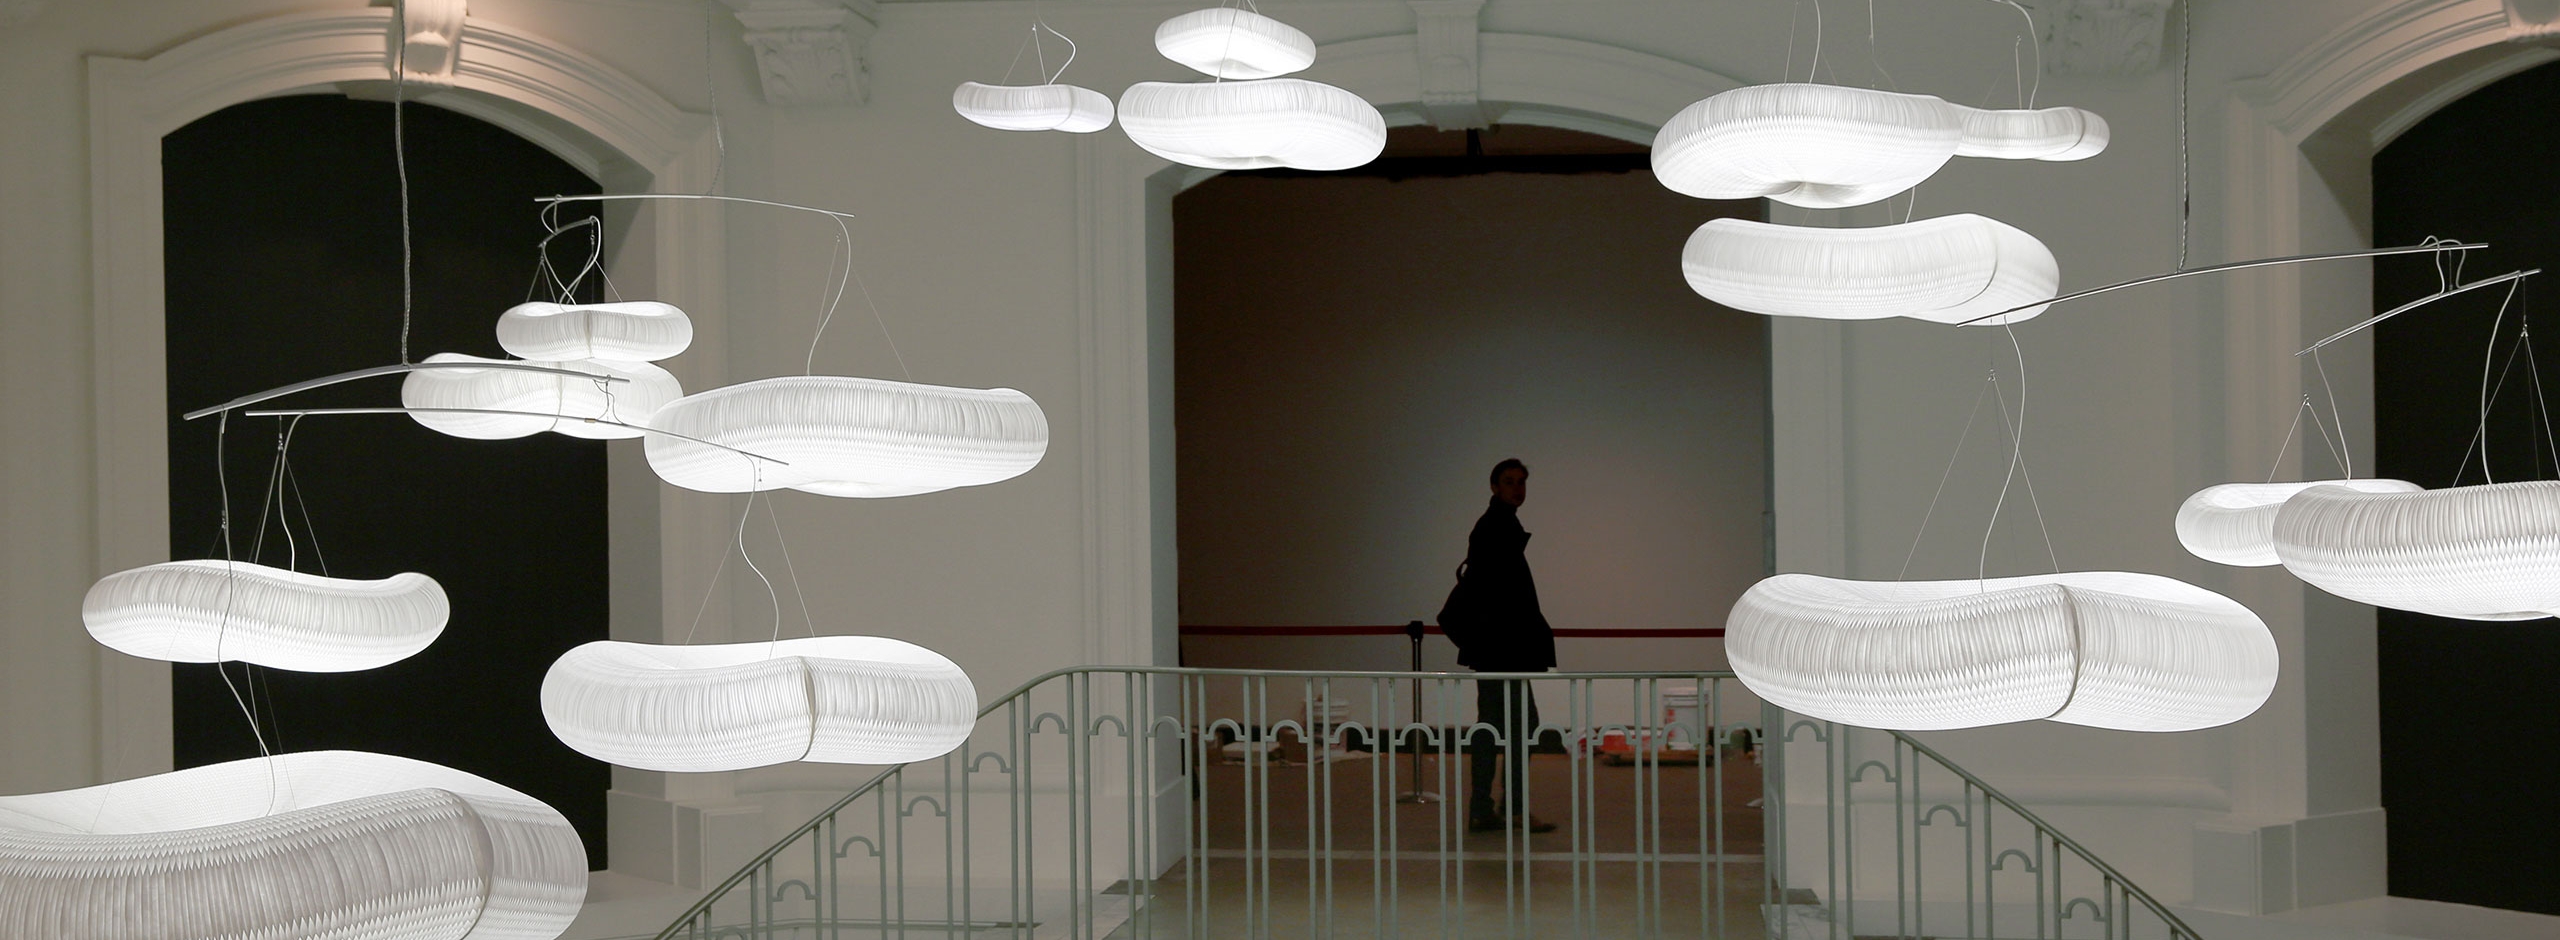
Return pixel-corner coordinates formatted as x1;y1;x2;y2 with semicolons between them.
1452;495;1557;671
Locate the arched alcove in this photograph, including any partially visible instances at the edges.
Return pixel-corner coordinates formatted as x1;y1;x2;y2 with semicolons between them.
84;5;726;886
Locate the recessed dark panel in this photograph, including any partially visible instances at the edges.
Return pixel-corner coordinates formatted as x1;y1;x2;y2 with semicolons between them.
2372;58;2560;916
162;94;611;867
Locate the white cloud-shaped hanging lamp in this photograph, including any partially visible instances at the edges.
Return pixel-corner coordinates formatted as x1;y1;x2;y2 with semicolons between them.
1954;104;2111;161
82;560;447;673
496;301;692;362
1153;7;1316;79
2273;480;2560;620
400;353;682;440
1681;214;2059;324
1727;572;2277;732
1651;83;2108;208
0;750;585;940
954;82;1115;133
643;375;1048;498
2176;479;2423;567
540;637;977;773
1118;79;1386;171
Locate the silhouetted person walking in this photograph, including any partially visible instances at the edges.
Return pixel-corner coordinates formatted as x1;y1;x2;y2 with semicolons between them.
1444;458;1557;834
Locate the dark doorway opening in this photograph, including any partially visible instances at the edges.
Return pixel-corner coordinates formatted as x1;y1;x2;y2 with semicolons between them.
163;94;612;866
1171;124;1769;676
2372;58;2560;916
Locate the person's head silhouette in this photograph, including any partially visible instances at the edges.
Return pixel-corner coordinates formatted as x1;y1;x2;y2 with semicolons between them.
1489;458;1528;508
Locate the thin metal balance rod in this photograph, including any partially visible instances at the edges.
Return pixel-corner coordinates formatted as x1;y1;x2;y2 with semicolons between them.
2299;268;2542;356
183;362;629;421
1951;241;2489;327
535;193;859;222
241;406;792;466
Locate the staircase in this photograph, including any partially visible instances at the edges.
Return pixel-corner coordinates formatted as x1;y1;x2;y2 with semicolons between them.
642;667;2198;939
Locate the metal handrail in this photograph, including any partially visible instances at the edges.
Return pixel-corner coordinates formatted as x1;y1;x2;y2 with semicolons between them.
652;666;2201;940
647;664;1676;937
1880;728;2201;939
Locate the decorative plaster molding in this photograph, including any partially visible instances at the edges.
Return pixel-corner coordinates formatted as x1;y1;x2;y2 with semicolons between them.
2042;0;2174;75
389;0;468;87
2509;0;2560;39
725;0;878;106
1408;0;1490;129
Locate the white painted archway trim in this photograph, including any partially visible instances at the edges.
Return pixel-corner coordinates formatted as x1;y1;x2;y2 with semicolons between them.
1067;33;1808;670
85;8;724;791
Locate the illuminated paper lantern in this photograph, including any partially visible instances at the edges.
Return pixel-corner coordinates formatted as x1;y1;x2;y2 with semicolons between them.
1118;78;1386;171
1727;572;2277;732
82;560;447;673
1954;104;2111;161
496;301;691;362
540;637;978;772
1153;7;1316;79
643;375;1048;498
2176;479;2423;566
1681;214;2059;324
1651;83;2109;208
2274;480;2560;620
400;353;681;440
0;750;585;940
953;81;1115;133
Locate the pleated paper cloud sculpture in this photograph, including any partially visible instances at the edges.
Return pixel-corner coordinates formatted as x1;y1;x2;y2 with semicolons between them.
2273;480;2560;620
540;637;978;772
82;560;448;672
401;353;682;440
497;301;692;362
1727;572;2277;732
1652;83;2108;208
1117;8;1385;171
0;750;585;940
1152;7;1316;78
954;81;1115;133
2176;479;2424;566
644;375;1049;498
1682;214;2059;324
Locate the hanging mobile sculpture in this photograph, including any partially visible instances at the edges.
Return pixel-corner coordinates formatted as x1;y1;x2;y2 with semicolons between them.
955;21;1115;133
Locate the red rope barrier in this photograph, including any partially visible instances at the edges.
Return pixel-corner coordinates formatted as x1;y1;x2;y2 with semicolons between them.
1180;625;1724;638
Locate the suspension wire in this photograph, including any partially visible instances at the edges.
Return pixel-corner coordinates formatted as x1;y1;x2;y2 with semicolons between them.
1810;0;1823;84
1897;372;1994;580
734;465;783;652
211;412;275;764
2452;292;2530;485
1988;0;2042;109
2176;0;2190;269
1864;0;1901;92
283;455;330;577
807;213;854;374
2525;290;2560;480
702;5;727;197
1977;323;2031;589
393;0;414;365
2479;278;2525;483
2264;398;2311;483
1784;0;1801;82
762;496;820;637
1989;362;2061;572
2302;397;2349;479
2311;347;2351;477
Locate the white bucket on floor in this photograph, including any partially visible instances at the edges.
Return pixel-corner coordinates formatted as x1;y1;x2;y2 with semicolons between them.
1303;696;1355;762
1662;683;1704;750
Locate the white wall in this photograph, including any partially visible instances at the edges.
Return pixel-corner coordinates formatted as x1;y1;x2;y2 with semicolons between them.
0;0;2495;919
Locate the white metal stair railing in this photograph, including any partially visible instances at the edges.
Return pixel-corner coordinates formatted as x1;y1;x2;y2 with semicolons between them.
648;667;2200;940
